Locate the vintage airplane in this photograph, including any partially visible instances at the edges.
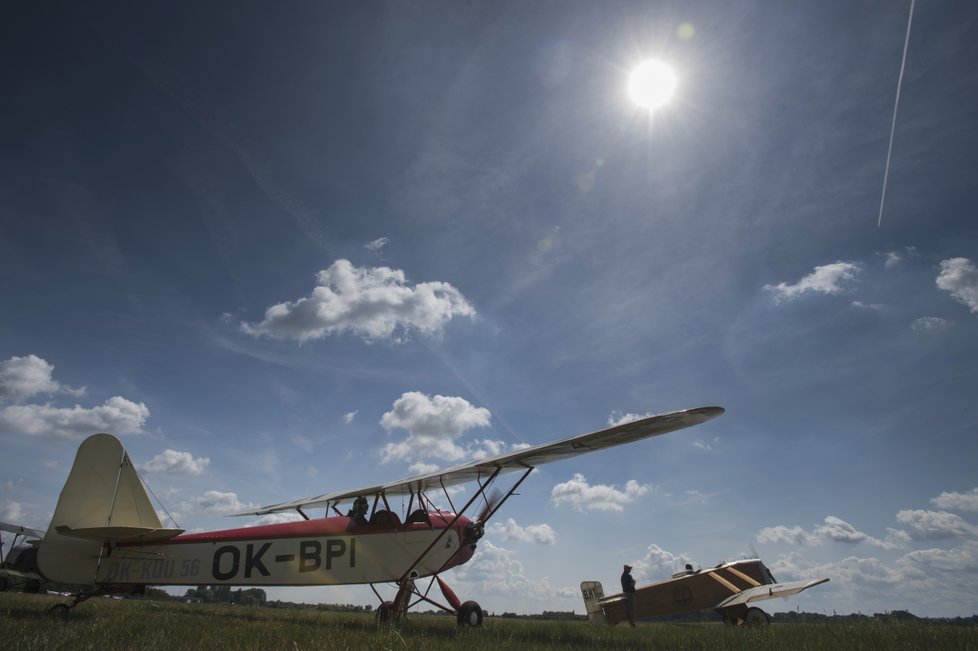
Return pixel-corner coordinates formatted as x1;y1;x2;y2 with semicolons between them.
0;522;45;593
2;406;723;625
581;558;829;626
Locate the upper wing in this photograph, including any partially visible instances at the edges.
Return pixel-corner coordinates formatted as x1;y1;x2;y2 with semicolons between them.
234;406;724;516
0;521;45;539
715;578;830;609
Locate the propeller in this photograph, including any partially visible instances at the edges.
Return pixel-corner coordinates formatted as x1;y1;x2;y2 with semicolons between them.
463;488;503;545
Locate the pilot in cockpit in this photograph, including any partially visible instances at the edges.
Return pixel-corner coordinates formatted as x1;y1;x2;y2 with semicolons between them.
347;496;369;525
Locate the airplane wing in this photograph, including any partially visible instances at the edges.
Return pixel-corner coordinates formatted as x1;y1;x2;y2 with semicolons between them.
0;521;45;539
234;406;724;516
714;578;830;609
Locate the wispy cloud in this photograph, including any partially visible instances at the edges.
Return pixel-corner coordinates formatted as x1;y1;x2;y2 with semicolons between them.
764;262;861;303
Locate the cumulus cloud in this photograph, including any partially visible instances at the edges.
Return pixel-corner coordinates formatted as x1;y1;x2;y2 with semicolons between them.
905;540;978;573
453;541;577;601
757;516;906;549
141;449;210;475
629;543;694;583
243;512;306;528
488;518;557;545
0;355;84;402
896;509;978;540
931;488;978;513
343;410;358;424
0;396;149;440
379;392;491;463
757;524;820;546
180;490;258;515
240;259;476;342
763;261;861;303
550;473;650;512
936;257;978;314
408;462;439;474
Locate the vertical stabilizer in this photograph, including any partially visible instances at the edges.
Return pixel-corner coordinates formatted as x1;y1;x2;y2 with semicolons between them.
37;433;164;584
580;581;608;625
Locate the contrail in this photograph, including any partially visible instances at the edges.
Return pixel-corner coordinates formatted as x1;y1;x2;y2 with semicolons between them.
878;0;916;228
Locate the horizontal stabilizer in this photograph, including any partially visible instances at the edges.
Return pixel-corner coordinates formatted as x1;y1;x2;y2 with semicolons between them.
55;525;184;544
715;578;830;609
0;521;45;538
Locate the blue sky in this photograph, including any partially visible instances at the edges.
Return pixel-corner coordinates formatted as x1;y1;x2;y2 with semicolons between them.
2;1;977;617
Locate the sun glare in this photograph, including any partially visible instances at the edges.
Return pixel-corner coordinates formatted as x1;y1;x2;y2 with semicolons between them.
627;59;677;112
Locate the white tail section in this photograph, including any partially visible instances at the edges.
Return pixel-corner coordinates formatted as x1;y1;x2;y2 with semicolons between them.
37;433;180;584
580;581;607;625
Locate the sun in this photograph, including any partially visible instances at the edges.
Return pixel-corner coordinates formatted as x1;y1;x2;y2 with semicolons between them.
627;59;677;112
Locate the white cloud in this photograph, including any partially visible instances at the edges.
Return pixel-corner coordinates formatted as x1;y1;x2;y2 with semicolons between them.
408;462;439;474
0;500;26;522
757;524;820;546
896;509;978;540
606;411;654;427
905;540;978;573
931;488;978;513
936;257;978;314
550;473;649;512
0;355;84;402
453;541;576;601
757;516;906;549
379;392;491;463
240;259;476;342
0;396;149;440
487;518;557;545
180;490;258;515
882;251;902;268
343;410;358;424
911;316;949;333
243;512;306;528
763;261;861;302
364;237;389;252
141;449;210;476
629;543;694;583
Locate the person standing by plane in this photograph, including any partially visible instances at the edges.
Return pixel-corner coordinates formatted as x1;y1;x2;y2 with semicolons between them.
621;564;637;627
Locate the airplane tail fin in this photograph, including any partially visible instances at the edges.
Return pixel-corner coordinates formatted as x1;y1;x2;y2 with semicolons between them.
36;433;182;585
580;581;608;625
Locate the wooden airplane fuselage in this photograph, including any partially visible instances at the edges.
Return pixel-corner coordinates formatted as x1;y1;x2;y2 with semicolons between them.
597;560;775;623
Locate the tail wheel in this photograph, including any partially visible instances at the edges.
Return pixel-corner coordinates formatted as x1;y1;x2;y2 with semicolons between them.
376;601;396;625
456;600;483;627
745;607;770;627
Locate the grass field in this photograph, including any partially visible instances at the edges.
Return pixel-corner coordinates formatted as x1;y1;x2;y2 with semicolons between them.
2;592;975;650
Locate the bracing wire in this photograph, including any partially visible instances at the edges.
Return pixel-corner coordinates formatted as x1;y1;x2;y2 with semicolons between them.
878;0;916;228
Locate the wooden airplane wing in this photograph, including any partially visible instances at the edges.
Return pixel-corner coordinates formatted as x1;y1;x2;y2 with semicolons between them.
715;578;830;609
235;406;724;516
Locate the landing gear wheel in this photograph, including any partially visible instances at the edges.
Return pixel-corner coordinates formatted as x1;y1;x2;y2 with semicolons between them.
48;603;71;617
456;600;483;627
376;601;396;625
745;607;770;627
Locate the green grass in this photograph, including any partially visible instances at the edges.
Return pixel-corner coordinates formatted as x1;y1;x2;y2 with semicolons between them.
1;592;975;650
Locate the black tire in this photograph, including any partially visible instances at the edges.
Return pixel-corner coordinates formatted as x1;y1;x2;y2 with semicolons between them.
48;603;71;617
24;579;42;594
0;576;7;591
456;600;483;627
376;601;396;625
745;607;770;627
